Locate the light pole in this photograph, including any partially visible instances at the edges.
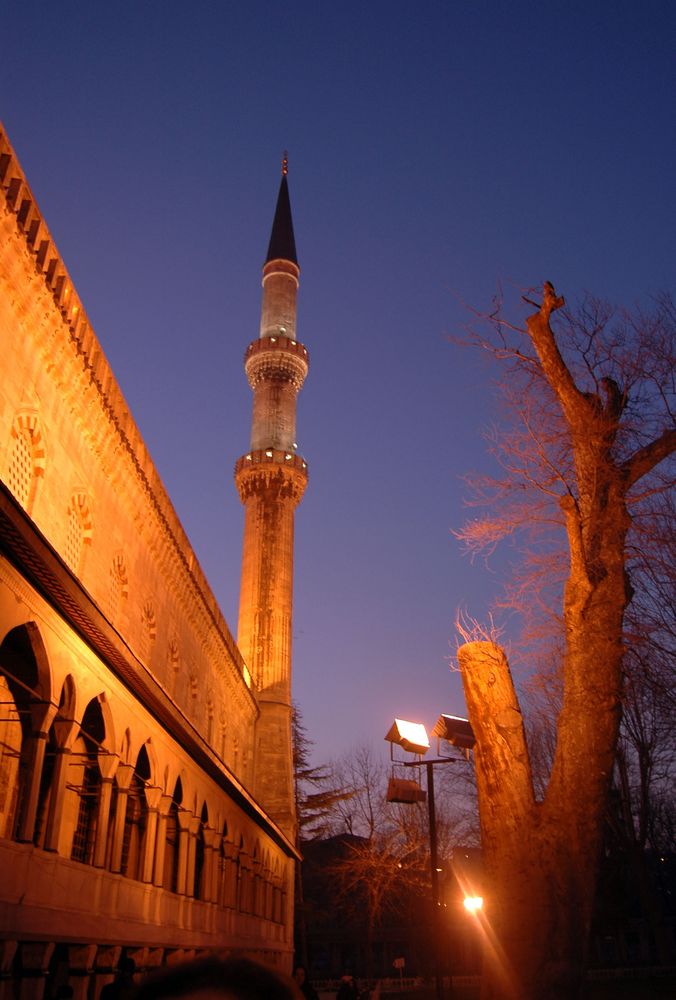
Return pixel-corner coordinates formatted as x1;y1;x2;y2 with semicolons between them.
384;716;475;1000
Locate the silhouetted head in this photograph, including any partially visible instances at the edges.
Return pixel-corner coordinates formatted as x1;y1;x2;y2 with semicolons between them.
134;957;298;1000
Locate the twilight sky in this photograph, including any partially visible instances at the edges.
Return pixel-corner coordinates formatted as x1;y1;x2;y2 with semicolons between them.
2;1;674;766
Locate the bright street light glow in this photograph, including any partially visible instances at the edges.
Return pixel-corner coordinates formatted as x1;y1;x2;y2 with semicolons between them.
463;896;483;913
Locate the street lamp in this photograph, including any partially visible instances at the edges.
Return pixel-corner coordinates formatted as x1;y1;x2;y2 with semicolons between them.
385;714;475;1000
463;896;484;914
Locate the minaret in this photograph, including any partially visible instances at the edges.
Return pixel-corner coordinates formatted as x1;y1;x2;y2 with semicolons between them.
235;155;308;837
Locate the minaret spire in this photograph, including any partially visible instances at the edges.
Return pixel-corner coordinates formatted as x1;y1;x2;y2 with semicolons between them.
234;158;309;838
265;153;297;266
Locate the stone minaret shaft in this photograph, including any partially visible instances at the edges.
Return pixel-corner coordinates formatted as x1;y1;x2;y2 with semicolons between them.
235;158;308;837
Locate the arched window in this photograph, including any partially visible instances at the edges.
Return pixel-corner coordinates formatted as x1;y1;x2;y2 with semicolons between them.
252;843;263;917
217;824;228;908
263;852;274;921
0;624;51;844
108;554;128;625
120;744;150;881
0;672;21;839
166;639;179;695
140;601;156;664
64;492;92;576
219;716;226;762
188;675;198;717
8;428;33;508
206;698;214;746
69;699;106;865
163;777;182;893
237;838;251;913
193;802;209;899
7;414;45;513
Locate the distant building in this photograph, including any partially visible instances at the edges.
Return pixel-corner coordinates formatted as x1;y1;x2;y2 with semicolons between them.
0;127;308;995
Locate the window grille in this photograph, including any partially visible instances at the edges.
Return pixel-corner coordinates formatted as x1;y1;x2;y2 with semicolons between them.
120;776;146;880
71;763;99;864
64;503;83;573
8;430;33;508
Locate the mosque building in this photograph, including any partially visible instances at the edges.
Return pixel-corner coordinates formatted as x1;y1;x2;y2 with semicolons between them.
0;125;307;996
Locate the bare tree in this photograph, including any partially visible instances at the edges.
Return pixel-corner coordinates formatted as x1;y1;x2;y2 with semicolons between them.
327;746;430;980
292;706;352;966
455;285;675;1000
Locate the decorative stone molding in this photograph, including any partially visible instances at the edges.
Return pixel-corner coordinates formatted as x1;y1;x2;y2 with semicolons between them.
244;336;309;392
234;452;307;507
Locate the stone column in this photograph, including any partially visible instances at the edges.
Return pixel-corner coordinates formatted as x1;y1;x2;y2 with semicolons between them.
93;752;118;868
42;746;69;852
92;777;114;868
175;810;191;895
43;715;77;853
16;701;57;842
185;815;201;898
202;828;220;903
18;942;55;1000
228;847;239;909
92;946;121;1000
109;764;134;874
0;941;18;1000
153;794;174;888
66;944;97;1000
141;786;162;884
204;829;222;903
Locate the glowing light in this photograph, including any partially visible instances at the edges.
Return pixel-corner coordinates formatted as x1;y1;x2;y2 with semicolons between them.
285;453;292;460
270;337;277;343
387;718;430;755
265;450;273;458
463;896;483;913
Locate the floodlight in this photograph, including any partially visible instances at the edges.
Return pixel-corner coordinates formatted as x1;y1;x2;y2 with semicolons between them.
386;777;427;804
432;714;475;750
384;718;430;756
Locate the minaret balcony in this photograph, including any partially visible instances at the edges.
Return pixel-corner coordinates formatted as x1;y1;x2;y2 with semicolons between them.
234;448;308;506
244;336;309;390
234;448;308;476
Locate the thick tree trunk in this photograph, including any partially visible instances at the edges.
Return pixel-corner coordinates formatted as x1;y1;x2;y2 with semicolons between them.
457;483;631;998
458;636;625;1000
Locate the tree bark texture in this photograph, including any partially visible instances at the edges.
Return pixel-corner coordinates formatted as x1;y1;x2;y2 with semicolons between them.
455;284;675;1000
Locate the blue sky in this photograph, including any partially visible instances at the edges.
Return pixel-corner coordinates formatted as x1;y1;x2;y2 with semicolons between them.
3;0;674;764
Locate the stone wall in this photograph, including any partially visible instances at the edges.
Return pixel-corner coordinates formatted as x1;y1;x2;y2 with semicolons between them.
0;125;296;994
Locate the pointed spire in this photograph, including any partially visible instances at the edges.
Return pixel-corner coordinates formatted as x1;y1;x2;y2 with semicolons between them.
265;151;298;266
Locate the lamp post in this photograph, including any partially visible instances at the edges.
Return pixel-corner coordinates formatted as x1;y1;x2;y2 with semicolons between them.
384;716;475;1000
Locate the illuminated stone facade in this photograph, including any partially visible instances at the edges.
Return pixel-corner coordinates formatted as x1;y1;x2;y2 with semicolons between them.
0;126;302;996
